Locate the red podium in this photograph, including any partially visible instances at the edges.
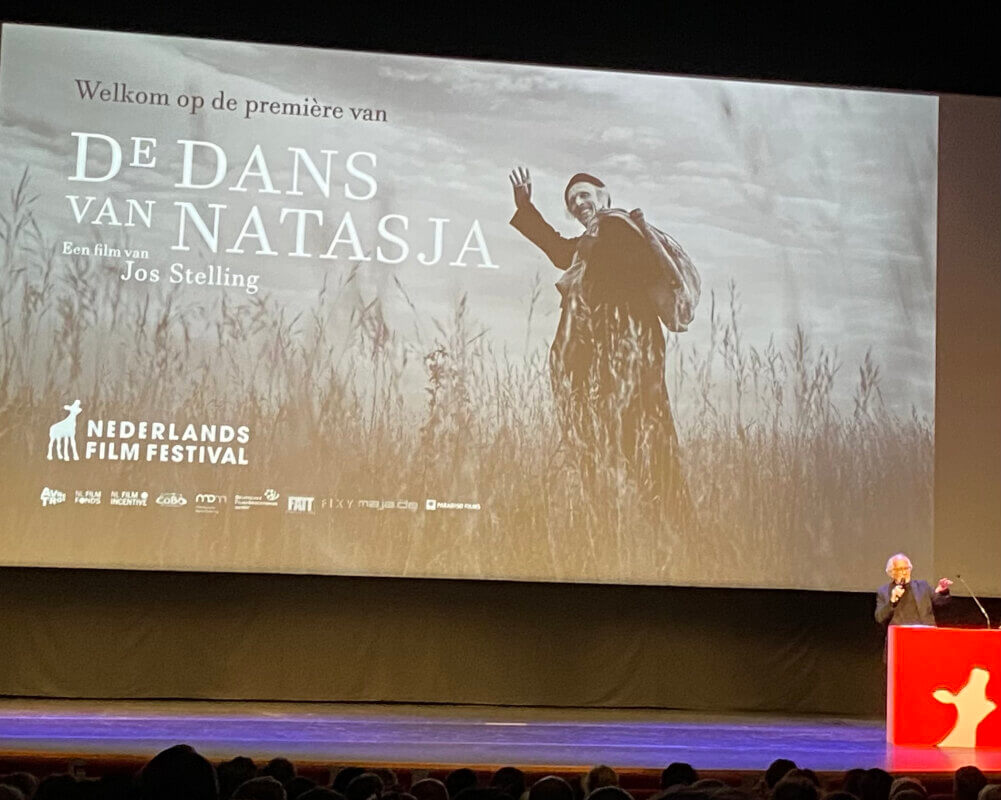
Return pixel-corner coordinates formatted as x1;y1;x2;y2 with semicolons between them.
888;626;1001;747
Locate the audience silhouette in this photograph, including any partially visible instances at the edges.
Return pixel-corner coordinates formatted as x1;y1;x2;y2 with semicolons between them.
2;750;999;800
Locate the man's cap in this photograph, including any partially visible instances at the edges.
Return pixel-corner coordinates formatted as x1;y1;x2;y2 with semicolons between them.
564;172;606;207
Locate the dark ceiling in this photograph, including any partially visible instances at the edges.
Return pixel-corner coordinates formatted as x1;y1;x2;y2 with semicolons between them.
2;6;997;97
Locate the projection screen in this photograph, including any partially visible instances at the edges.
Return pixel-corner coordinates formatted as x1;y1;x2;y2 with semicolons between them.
0;24;940;590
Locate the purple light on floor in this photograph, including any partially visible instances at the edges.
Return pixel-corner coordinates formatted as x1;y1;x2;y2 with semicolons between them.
1;703;999;771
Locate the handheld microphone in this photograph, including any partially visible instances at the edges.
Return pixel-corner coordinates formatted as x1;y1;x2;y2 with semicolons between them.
956;574;992;628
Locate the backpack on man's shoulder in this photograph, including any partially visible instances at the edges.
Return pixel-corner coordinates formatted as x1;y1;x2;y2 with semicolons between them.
630;209;701;332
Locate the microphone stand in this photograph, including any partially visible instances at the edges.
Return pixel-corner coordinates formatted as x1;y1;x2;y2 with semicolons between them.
956;574;993;628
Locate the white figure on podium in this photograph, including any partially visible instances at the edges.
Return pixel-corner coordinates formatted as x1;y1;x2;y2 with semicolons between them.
933;666;997;747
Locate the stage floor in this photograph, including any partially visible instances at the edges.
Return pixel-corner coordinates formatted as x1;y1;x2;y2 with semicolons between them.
0;699;999;774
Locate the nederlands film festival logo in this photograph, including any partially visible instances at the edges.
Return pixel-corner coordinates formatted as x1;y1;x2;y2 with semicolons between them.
44;400;251;465
47;399;82;460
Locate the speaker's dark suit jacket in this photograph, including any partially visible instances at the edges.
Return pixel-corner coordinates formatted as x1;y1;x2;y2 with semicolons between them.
874;579;948;626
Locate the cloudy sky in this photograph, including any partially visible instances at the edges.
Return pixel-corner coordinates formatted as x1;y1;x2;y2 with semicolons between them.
0;24;937;416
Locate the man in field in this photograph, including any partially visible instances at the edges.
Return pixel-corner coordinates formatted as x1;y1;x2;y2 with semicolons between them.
507;166;698;511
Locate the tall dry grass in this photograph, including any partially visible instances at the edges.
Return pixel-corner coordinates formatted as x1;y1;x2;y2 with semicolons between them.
0;170;932;587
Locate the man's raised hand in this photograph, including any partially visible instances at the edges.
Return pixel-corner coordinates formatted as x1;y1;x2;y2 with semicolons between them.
509;166;532;210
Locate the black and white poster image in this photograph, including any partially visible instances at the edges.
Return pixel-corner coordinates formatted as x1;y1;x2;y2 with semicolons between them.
0;25;936;590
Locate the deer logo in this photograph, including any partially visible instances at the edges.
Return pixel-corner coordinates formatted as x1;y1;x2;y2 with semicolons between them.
933;666;997;747
47;399;83;461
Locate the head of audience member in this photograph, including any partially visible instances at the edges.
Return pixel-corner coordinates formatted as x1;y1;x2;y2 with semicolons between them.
764;762;797;791
956;767;989;800
233;776;287;800
34;774;78;800
693;780;727;792
333;769;367;795
373;771;400;792
262;759;297;788
140;744;219;800
454;789;512;800
772;777;818;800
661;764;699;791
979;786;1001;800
785;772;819;788
97;772;136;800
842;770;866;800
586;787;632;800
220;758;260;800
583;767;619;796
412;777;449;800
301;791;346;800
889;779;926;799
288;777;319;800
713;787;753;800
826;793;859;800
83;778;110;798
446;770;478;800
0;773;38;800
0;785;25;800
860;769;893;800
346;773;384;800
529;776;574;800
655;789;704;800
491;767;526;800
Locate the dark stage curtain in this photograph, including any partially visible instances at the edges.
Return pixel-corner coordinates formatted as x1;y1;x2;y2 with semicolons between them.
0;568;935;715
1;567;996;714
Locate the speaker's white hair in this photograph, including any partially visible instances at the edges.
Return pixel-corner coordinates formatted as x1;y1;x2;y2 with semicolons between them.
885;553;912;573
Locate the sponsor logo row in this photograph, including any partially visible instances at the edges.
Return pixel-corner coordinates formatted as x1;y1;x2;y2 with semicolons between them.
39;487;481;513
